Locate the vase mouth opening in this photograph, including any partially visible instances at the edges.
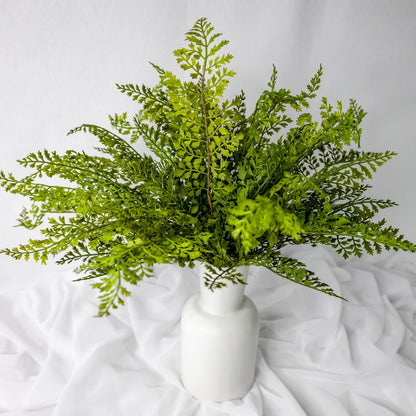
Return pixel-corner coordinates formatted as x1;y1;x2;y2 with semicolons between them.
198;263;250;314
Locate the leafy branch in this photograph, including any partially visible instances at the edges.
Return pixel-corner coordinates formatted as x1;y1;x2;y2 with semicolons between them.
1;17;414;315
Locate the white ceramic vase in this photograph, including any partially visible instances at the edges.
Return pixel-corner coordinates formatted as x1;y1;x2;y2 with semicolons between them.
180;264;260;402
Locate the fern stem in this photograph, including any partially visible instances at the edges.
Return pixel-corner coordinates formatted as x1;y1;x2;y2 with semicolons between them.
200;34;214;220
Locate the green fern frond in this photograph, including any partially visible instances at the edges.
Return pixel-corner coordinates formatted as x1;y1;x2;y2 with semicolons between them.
1;17;414;315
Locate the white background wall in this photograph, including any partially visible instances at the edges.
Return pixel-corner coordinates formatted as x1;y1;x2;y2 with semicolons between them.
1;0;415;288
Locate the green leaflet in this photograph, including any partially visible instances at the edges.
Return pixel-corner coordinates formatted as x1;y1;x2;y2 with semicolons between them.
1;17;414;316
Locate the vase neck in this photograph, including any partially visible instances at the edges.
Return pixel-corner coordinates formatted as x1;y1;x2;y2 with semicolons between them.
199;264;249;314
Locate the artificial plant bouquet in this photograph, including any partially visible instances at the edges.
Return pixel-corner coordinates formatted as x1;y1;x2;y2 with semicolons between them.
1;18;414;316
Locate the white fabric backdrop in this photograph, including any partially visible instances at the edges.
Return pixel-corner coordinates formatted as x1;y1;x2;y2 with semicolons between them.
1;246;416;415
1;1;416;415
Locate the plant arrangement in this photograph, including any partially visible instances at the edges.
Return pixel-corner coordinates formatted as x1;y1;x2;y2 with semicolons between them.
1;18;414;316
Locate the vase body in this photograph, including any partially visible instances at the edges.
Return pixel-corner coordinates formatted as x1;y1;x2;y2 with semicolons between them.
180;264;259;402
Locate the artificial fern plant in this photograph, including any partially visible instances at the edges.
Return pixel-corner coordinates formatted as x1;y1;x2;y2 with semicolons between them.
1;18;414;316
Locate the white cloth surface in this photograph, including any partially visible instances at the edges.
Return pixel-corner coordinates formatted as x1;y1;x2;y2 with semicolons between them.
1;245;416;416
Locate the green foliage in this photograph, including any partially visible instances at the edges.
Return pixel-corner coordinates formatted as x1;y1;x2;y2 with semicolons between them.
1;18;414;315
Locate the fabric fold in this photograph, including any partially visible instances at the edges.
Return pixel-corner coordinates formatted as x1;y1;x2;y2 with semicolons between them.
0;246;415;415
